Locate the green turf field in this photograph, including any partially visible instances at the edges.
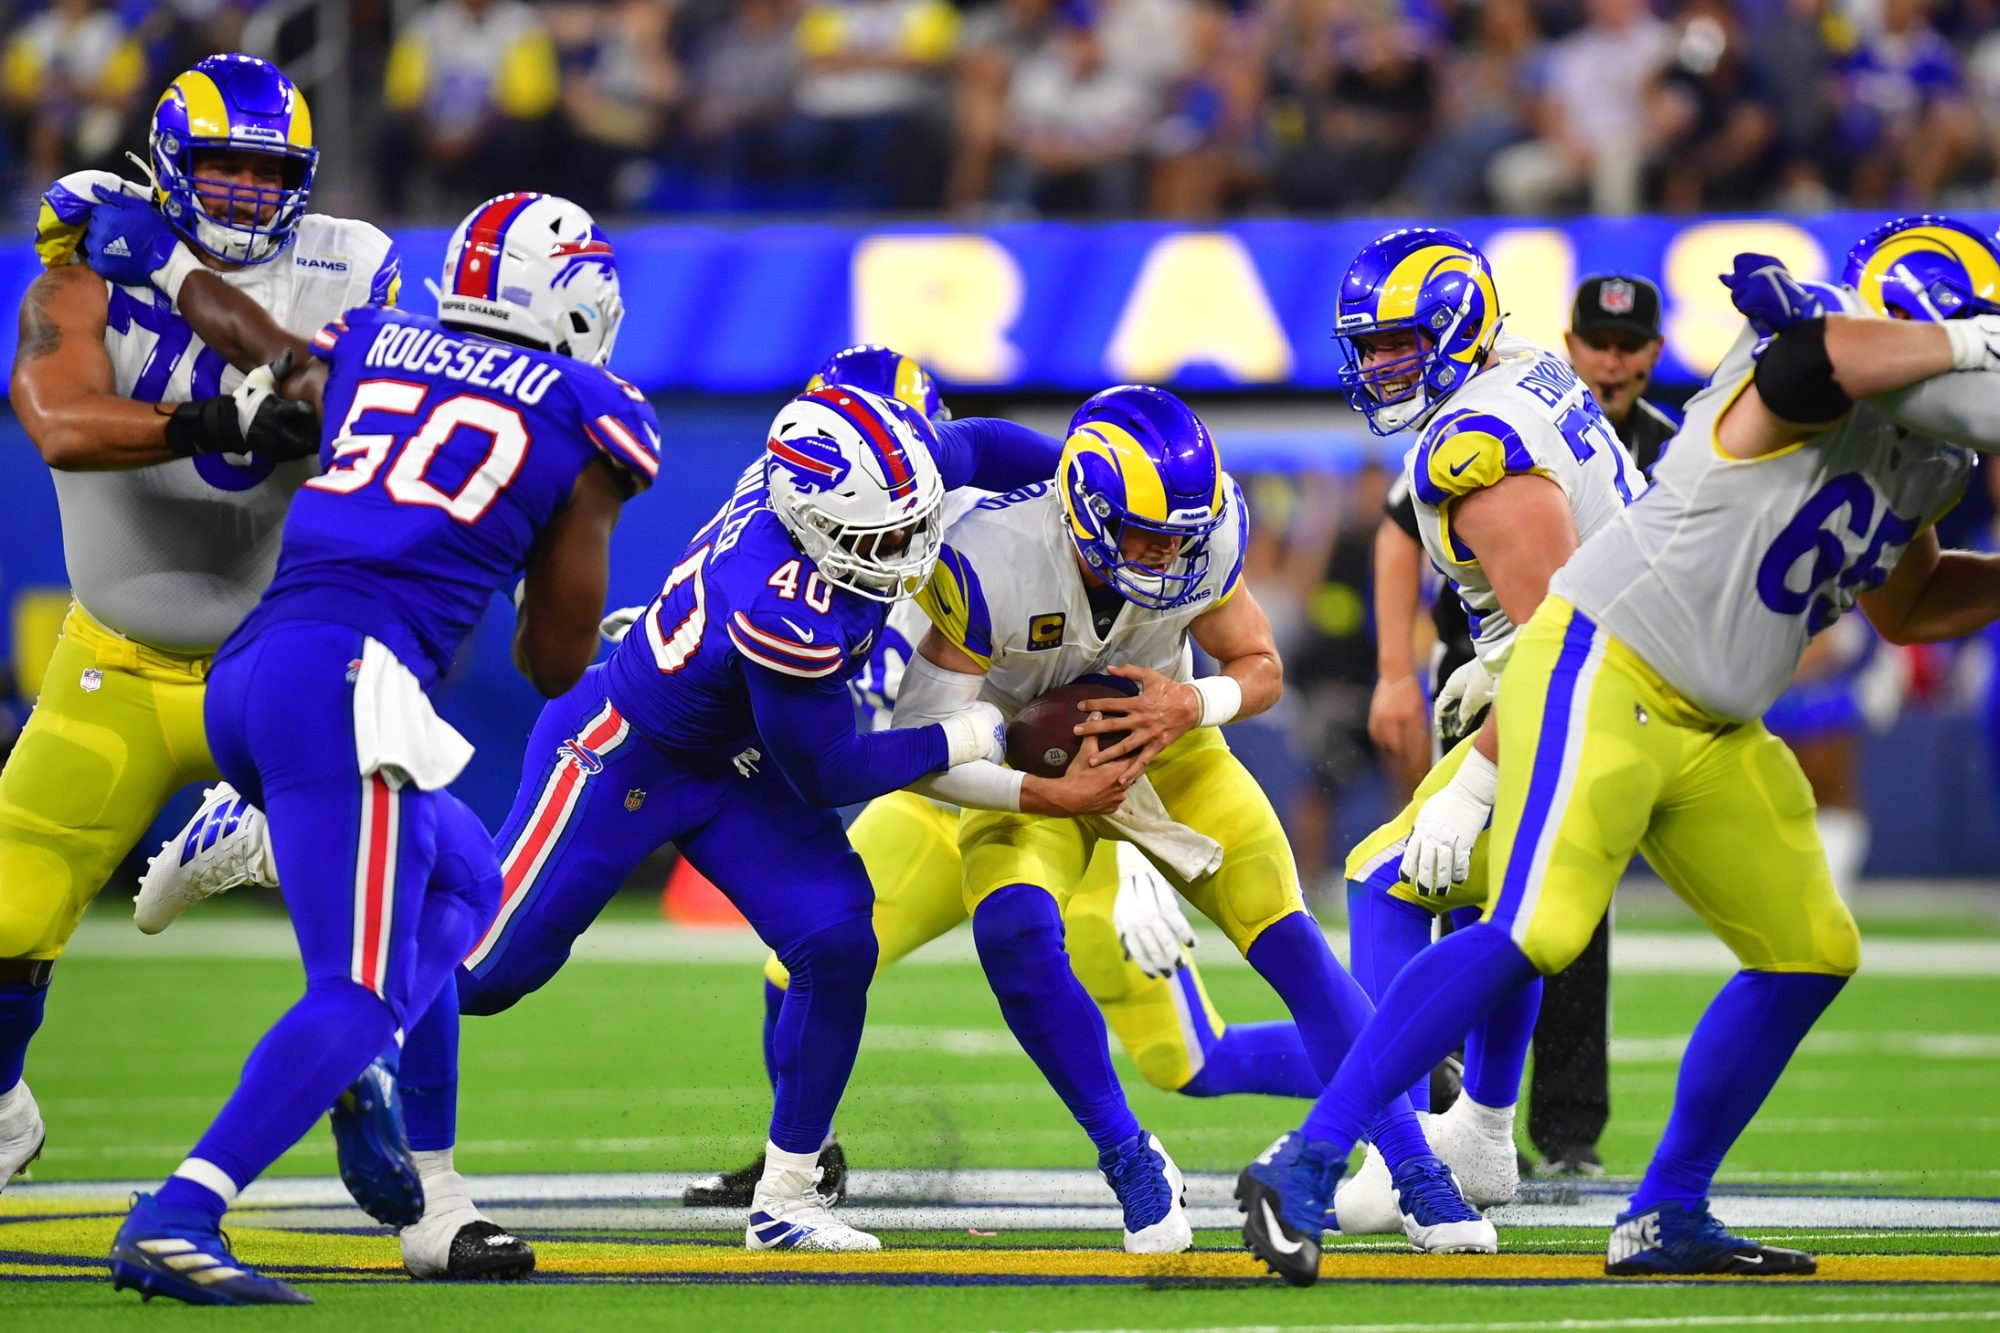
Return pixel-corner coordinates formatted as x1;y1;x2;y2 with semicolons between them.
7;895;2000;1327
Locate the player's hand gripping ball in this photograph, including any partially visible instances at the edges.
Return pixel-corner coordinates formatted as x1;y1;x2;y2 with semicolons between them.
1004;678;1138;778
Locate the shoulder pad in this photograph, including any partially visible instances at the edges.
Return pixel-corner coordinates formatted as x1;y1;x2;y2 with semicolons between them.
914;543;995;669
1414;409;1538;505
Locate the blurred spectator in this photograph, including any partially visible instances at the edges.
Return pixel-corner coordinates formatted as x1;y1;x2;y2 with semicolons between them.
1834;0;1979;205
1646;0;1779;210
1398;0;1545;212
946;0;1057;210
1000;3;1155;215
3;0;146;194
685;0;801;210
786;0;958;210
550;0;682;213
1097;0;1196;92
1487;0;1675;214
1147;0;1264;217
1269;0;1436;212
380;0;561;215
1746;0;1840;211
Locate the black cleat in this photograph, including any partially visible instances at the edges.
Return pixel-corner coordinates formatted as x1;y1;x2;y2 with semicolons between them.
1606;1200;1817;1277
683;1139;846;1207
419;1219;535;1281
1235;1134;1335;1288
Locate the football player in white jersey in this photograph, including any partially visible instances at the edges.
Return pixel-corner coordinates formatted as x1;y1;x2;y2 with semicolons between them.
1323;229;1646;1230
892;385;1492;1256
1241;217;2000;1286
0;53;398;1194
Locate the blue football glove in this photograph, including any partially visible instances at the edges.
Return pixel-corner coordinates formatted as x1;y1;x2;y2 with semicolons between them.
1720;252;1825;346
82;186;185;291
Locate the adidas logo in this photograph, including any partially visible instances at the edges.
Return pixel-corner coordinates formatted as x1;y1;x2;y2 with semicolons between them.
104;236;132;258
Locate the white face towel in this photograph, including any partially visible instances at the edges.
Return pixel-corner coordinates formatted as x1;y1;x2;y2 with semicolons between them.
1099;774;1223;882
351;636;475;791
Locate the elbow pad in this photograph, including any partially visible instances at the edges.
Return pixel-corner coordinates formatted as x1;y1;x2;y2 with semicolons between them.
1754;318;1852;425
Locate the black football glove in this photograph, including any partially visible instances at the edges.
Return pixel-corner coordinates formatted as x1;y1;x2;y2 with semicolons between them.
162;351;320;460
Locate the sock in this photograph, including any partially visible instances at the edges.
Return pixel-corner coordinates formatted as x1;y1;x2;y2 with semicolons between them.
401;975;461;1154
1244;910;1433;1167
0;980;49;1092
1300;922;1541;1157
766;915;876;1155
1181;1020;1323;1099
157;1158;240;1218
761;979;784;1089
1628;970;1846;1214
1463;970;1543;1110
973;885;1140;1154
1347;879;1439;1110
160;979;398;1224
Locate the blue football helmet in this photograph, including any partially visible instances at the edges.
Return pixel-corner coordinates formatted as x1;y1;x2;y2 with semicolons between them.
149;53;317;266
1843;215;2000;322
1059;385;1226;611
1334;228;1503;436
807;344;949;422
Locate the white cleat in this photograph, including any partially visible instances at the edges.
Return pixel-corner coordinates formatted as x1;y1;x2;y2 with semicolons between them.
1101;1134;1192;1255
746;1161;881;1253
0;1080;45;1191
399;1177;534;1280
1427;1095;1521;1208
1331;1142;1402;1235
134;784;278;934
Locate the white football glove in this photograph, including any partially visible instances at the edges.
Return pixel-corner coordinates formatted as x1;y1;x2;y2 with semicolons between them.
600;604;648;644
1113;840;1196;978
939;701;1006;766
1433;656;1497;741
1400;748;1499;896
1944;314;2000;372
230;349;288;438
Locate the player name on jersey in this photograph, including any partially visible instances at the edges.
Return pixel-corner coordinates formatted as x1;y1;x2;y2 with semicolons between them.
360;322;563;406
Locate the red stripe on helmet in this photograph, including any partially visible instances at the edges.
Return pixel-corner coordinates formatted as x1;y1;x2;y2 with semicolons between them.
452;194;537;300
803;387;915;499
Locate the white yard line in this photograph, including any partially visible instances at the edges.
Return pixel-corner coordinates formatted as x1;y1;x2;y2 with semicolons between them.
1022;1315;2000;1333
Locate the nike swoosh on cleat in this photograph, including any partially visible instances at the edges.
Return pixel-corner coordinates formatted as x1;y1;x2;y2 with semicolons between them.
1735;1254;1764;1266
1258;1201;1304;1256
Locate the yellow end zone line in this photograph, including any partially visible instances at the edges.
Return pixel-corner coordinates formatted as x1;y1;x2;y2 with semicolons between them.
4;1218;1999;1286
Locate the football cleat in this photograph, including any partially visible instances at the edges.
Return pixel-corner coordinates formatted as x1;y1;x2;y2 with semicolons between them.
110;1192;310;1306
0;1080;45;1192
684;1139;846;1208
1541;1144;1605;1177
135;783;278;934
1606;1200;1816;1277
1426;1095;1520;1207
1236;1133;1341;1287
1393;1155;1497;1254
400;1182;534;1281
329;1058;424;1228
1098;1131;1192;1254
1330;1142;1402;1235
746;1154;878;1253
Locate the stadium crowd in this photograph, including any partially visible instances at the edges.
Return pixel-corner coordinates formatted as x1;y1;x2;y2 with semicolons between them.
15;0;2000;219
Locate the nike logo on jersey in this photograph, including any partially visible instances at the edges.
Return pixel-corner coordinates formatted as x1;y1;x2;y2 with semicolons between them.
1449;454;1478;477
103;235;131;258
1258;1201;1305;1255
780;616;816;642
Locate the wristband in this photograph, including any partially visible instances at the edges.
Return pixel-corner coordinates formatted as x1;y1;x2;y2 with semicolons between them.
1189;675;1242;728
1453;747;1500;805
156;244;204;308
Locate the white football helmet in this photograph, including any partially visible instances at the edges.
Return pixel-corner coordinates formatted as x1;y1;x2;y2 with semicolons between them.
764;386;946;603
436;192;624;366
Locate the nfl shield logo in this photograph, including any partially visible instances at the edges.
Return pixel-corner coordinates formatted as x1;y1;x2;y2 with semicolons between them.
79;668;103;693
624;788;646;812
1600;279;1636;315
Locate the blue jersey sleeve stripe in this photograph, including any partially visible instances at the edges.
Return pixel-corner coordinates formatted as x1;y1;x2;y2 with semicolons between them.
1444;411;1534;472
940;546;993;659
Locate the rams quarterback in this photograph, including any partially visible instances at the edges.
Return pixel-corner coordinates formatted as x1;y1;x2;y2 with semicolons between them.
1241;215;2000;1286
891;385;1492;1255
1326;228;1646;1233
687;348;1328;1208
0;54;398;1194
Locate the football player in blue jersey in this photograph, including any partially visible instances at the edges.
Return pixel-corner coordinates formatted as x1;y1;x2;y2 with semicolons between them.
98;191;656;1306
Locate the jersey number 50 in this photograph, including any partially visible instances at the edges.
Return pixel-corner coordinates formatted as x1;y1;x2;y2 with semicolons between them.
305;379;527;523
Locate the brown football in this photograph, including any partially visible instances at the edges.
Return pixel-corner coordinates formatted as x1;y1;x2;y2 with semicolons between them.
1004;680;1136;778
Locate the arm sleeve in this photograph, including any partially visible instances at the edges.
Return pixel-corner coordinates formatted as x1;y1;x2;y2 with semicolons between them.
931;416;1064;493
745;666;948;808
891;651;1026;811
1875;371;2000;454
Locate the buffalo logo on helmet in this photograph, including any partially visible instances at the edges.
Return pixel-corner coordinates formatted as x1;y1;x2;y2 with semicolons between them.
765;432;853;494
